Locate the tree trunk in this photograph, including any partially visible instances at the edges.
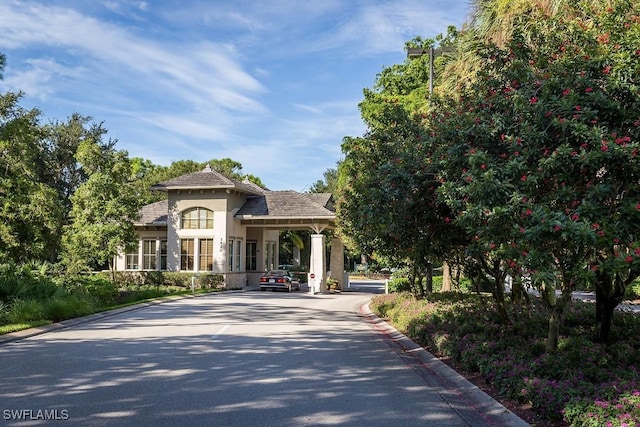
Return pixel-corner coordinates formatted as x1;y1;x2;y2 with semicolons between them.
595;272;625;344
598;301;616;345
425;262;433;293
595;284;604;323
409;265;419;298
441;262;451;292
481;257;510;324
492;276;510;323
109;257;116;282
414;272;423;298
510;273;530;305
546;309;560;353
452;260;462;291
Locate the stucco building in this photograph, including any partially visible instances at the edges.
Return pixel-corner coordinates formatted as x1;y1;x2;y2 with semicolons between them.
114;165;342;290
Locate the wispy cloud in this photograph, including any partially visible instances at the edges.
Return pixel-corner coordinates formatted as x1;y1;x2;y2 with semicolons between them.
0;2;265;114
2;57;85;101
0;0;469;190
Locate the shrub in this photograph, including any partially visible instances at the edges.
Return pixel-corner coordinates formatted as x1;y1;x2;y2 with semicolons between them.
625;278;640;301
0;301;8;325
161;272;193;288
111;271;146;286
42;296;94;322
563;390;640;426
76;276;119;306
387;277;411;293
431;275;443;292
368;292;640;425
8;299;45;323
0;272;30;302
0;262;62;303
199;274;225;289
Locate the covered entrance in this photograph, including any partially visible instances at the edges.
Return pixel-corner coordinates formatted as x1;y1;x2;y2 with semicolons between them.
237;215;345;293
125;166;343;292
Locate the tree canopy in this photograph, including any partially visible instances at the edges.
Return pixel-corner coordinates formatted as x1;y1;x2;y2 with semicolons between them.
0;59;270;271
337;0;640;346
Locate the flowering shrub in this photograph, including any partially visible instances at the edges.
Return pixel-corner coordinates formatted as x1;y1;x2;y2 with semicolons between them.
563;390;640;426
369;292;640;425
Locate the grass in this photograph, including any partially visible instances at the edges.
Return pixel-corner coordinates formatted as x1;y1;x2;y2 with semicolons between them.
0;320;51;335
369;292;640;426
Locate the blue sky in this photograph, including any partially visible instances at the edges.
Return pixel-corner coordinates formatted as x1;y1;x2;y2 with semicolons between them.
0;0;470;191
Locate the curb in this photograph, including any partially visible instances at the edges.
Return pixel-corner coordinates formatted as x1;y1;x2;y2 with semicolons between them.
359;302;530;427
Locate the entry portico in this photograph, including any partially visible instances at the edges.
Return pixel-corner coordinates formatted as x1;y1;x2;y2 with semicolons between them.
235;190;339;291
115;165;343;291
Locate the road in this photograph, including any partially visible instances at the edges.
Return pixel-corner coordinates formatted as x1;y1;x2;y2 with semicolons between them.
0;290;526;427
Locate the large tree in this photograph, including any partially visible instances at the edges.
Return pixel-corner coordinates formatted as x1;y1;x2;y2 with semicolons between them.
435;0;640;345
62;139;142;276
308;167;338;195
0;92;61;264
337;31;464;294
338;103;462;296
132;157;267;206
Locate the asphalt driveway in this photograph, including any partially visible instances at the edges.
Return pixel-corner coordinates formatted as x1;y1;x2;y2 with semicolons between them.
0;291;527;426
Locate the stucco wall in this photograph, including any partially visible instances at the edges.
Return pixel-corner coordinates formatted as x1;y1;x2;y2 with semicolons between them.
167;190;228;272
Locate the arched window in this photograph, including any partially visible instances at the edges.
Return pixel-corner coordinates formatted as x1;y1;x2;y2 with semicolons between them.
181;207;214;229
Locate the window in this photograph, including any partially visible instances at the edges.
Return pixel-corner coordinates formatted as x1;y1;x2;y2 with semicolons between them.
142;240;156;270
181;207;214;229
265;241;276;271
235;239;242;271
199;238;214;271
126;242;139;270
228;238;243;271
180;239;195;271
160;240;167;270
246;241;257;271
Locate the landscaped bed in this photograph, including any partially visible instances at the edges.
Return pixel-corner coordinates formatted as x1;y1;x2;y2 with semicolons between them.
369;292;640;427
0;265;226;334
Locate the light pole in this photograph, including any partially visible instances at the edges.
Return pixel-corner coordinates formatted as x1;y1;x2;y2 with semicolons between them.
407;45;453;291
406;46;451;98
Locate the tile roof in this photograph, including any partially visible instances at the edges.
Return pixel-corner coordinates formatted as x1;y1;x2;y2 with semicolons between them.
151;165;264;195
241;178;269;194
235;191;334;218
136;200;168;225
136;166;334;226
135;191;334;226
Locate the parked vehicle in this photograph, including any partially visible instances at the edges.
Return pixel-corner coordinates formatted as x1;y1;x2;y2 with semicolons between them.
259;270;301;292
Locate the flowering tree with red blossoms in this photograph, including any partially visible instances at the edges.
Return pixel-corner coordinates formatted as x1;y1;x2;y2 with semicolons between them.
434;0;640;347
338;103;464;297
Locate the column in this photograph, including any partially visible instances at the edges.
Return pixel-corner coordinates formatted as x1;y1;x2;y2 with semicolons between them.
309;234;326;293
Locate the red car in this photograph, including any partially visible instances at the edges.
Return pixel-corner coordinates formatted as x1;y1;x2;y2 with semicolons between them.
259;270;301;292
